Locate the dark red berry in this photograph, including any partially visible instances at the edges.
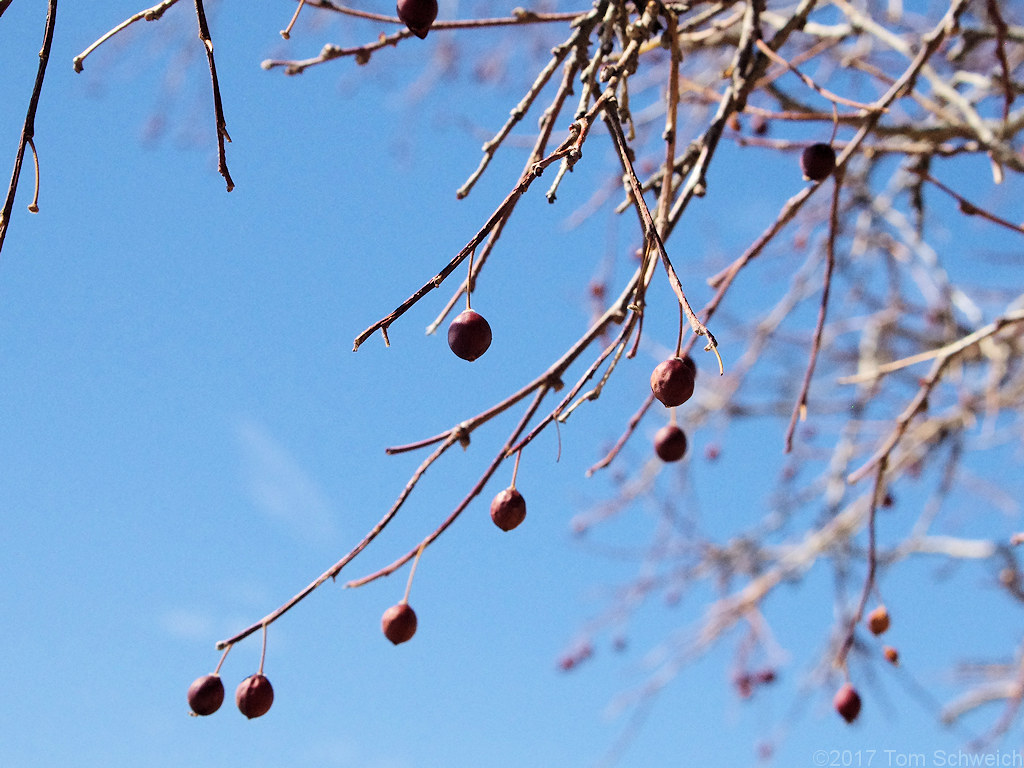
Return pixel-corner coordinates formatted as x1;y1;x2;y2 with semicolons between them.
382;602;417;645
490;487;527;531
654;425;688;461
396;0;438;39
187;674;224;716
235;674;274;719
801;143;836;181
650;356;696;407
448;309;492;361
833;682;862;723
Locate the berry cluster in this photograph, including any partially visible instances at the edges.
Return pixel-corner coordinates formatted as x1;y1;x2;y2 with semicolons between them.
187;146;855;723
829;605;897;724
187;673;274;719
649;354;697;463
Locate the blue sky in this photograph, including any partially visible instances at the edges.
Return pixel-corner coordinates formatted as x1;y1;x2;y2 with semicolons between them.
2;1;1023;767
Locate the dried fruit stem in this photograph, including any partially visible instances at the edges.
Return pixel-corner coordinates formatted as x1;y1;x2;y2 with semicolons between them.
280;0;305;38
402;543;426;604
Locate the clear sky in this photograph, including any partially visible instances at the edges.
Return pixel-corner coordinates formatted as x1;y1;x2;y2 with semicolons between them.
2;2;1023;767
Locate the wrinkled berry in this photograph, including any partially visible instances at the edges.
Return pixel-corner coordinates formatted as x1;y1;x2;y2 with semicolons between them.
801;143;836;181
491;487;527;531
867;605;890;635
833;682;862;723
650;356;696;407
187;674;224;716
382;602;418;645
235;674;274;719
396;0;438;38
448;309;492;361
654;425;688;462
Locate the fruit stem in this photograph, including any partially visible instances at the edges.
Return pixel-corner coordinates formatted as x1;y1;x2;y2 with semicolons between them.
27;137;40;214
280;0;305;39
675;298;684;357
465;248;475;311
213;643;232;675
258;623;268;676
403;542;426;604
510;449;522;489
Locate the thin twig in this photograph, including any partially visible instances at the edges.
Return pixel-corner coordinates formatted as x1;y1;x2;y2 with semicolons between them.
194;0;234;191
784;167;843;452
601;101;723;372
353;114;598;351
261;7;591;73
72;0;181;73
0;0;57;258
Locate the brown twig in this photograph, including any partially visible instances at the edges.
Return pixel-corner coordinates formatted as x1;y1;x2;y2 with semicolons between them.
984;0;1014;125
353;112;599;351
193;0;234;192
0;0;57;258
72;0;181;73
343;387;550;588
834;461;887;671
916;170;1024;236
754;38;884;113
586;393;656;476
261;7;591;74
783;167;843;452
602;101;723;371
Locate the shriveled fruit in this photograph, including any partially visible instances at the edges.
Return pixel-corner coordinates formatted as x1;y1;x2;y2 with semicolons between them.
883;646;899;666
187;673;224;716
396;0;438;38
235;674;274;719
866;605;890;635
491;487;527;531
801;143;836;181
650;356;696;407
448;309;492;361
382;602;418;645
833;682;862;723
654;425;688;462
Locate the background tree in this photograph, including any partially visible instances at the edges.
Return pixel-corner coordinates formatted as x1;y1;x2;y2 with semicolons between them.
2;0;1024;764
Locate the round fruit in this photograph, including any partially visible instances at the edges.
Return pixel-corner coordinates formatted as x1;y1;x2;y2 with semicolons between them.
866;605;890;635
654;425;688;462
396;0;438;39
491;487;527;531
235;674;274;719
650;356;696;407
382;602;418;645
448;309;492;361
187;673;224;716
883;646;900;666
833;682;862;723
801;143;836;181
